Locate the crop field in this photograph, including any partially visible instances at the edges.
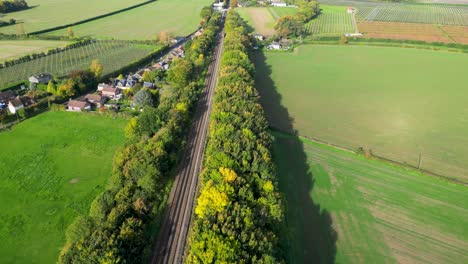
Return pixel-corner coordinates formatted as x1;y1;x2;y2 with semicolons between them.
305;5;355;36
0;111;127;264
272;131;468;264
0;0;147;35
47;0;212;40
356;4;468;25
254;45;468;182
358;22;468;44
0;41;157;89
237;7;298;36
0;40;68;63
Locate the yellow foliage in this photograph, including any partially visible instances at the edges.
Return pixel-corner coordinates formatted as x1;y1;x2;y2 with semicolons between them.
175;102;188;113
195;181;228;218
263;181;274;193
219;167;237;183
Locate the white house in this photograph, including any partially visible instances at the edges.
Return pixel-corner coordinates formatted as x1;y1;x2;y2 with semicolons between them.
28;73;53;84
97;83;110;91
67;100;91;112
271;2;287;7
267;42;282;50
8;98;24;114
213;2;224;11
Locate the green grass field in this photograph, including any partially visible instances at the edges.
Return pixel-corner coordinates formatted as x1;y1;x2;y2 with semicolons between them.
305;5;355;36
254;45;468;182
273;130;468;264
237;7;298;36
48;0;212;40
0;40;68;63
0;0;147;35
0;112;127;263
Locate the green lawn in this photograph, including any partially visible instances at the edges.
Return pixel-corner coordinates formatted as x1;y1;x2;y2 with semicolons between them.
254;45;468;182
0;112;127;263
237;7;298;36
48;0;212;40
273;130;468;264
0;0;147;35
0;40;68;63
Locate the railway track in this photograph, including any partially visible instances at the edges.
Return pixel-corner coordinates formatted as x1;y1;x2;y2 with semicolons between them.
151;15;225;264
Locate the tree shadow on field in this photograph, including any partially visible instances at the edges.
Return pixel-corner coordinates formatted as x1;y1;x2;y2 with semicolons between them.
254;51;337;264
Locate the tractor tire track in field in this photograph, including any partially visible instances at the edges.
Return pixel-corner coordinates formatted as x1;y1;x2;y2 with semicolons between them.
150;15;225;264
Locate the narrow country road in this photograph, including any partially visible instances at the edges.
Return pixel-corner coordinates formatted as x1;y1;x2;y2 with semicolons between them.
151;15;225;264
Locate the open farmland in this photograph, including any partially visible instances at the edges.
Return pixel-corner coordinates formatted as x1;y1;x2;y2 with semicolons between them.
305;5;355;36
356;3;468;25
0;0;148;35
47;0;212;40
254;45;468;182
0;40;68;63
0;41;158;89
0;111;127;264
237;7;298;36
358;21;468;44
272;131;468;263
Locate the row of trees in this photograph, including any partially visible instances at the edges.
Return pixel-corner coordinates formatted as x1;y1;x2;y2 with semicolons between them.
186;11;285;263
0;0;28;13
274;1;320;38
58;10;223;264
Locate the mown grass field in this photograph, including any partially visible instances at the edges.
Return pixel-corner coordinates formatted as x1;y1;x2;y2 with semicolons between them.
305;5;355;36
0;41;158;89
0;111;127;264
272;131;468;264
0;40;68;63
48;0;212;40
237;7;298;36
254;45;468;182
0;0;147;35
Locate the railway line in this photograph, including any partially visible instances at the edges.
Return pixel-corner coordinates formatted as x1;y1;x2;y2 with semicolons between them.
151;14;225;264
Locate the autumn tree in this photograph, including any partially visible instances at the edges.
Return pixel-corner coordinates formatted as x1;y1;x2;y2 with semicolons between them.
47;80;57;94
274;15;303;38
90;59;103;78
67;27;74;38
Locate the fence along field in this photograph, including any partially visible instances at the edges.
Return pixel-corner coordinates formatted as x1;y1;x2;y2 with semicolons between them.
356;4;468;25
305;5;355;36
0;41;157;89
273;131;468;264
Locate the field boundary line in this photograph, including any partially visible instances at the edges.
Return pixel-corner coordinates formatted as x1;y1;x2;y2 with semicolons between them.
269;126;467;186
27;0;157;36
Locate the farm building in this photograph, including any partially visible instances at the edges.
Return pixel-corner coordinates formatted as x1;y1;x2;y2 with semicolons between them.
67;100;91;112
271;1;287;7
0;91;16;103
28;73;53;84
85;94;107;108
8;98;24;114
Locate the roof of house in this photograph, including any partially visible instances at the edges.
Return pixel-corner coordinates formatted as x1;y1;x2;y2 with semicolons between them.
0;91;17;102
85;94;102;101
9;98;23;107
102;87;118;93
30;73;52;79
68;100;89;108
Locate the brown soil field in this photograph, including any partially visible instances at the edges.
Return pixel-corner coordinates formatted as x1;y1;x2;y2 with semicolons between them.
358;21;468;44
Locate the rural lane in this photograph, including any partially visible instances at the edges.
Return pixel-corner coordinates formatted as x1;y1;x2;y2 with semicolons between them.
150;16;225;264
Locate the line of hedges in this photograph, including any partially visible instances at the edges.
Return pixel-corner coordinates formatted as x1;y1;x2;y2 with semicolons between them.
28;0;157;36
58;11;223;264
186;11;285;263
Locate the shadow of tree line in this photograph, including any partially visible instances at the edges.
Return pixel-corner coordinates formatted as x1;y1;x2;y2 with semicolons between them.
253;51;337;264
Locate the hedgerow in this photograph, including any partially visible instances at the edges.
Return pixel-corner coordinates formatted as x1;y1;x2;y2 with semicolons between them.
186;11;285;263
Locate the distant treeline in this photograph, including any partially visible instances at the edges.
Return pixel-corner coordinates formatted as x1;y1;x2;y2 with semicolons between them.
58;10;222;264
0;0;28;13
186;11;285;263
